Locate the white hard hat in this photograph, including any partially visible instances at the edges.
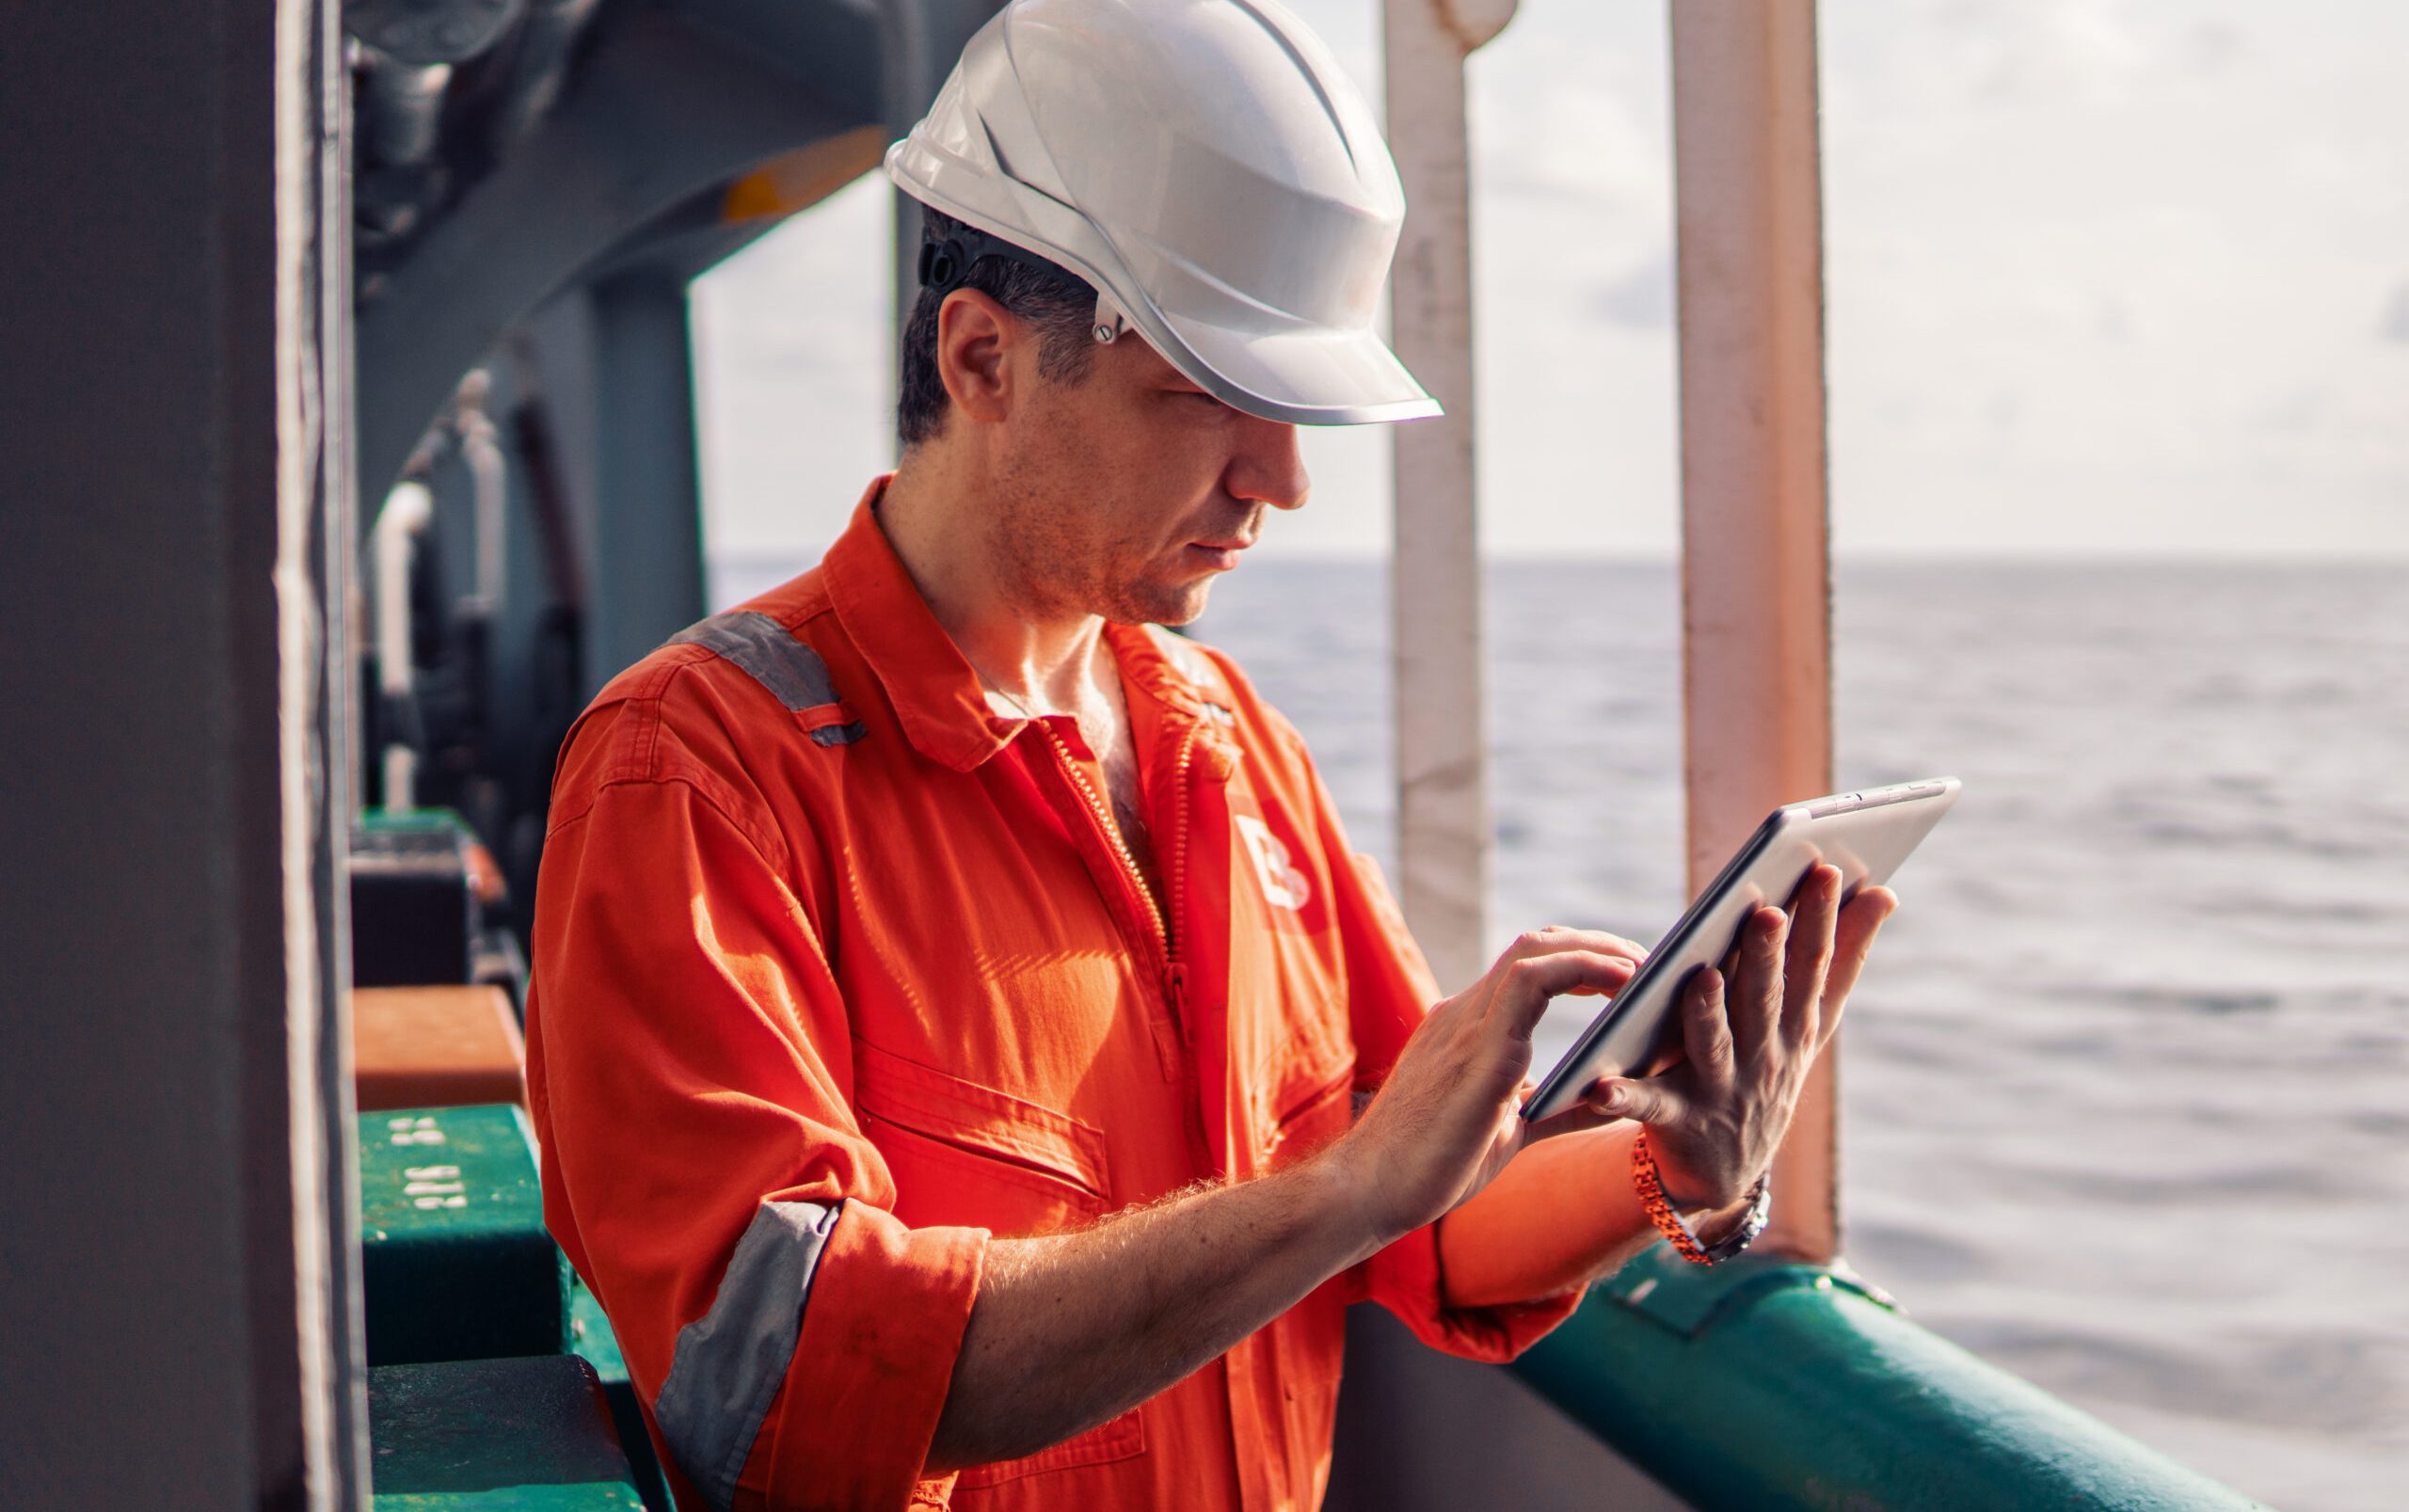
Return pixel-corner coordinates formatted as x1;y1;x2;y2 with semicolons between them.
884;0;1439;426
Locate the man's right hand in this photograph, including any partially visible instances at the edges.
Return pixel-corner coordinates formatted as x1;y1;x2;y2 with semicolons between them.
1326;929;1647;1248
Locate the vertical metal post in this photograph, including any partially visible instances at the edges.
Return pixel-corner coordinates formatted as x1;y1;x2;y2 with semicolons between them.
883;0;933;362
1668;0;1838;1261
1383;0;1516;995
312;0;374;1489
585;271;709;684
883;4;1008;423
0;0;359;1503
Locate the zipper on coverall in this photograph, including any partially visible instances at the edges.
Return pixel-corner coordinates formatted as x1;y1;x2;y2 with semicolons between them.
1035;719;1213;1172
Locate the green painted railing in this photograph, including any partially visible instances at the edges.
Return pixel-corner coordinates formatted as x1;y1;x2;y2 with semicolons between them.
1511;1245;2267;1511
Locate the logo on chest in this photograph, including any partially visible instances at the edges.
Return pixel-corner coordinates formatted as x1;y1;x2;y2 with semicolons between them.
1235;814;1313;912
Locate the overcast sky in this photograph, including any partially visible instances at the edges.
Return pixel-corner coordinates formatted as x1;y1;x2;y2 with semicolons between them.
693;0;2409;562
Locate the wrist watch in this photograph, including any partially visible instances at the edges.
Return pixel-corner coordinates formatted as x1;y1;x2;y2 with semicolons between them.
1632;1130;1772;1265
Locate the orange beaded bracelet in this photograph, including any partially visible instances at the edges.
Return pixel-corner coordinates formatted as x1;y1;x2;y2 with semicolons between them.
1631;1129;1770;1265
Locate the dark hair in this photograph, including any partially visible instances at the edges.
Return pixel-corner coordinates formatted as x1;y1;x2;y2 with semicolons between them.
897;208;1101;447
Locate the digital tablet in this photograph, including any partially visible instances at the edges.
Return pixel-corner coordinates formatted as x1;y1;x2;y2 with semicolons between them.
1521;777;1961;1122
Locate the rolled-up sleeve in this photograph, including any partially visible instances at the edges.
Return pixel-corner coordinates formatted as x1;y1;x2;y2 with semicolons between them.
529;746;983;1511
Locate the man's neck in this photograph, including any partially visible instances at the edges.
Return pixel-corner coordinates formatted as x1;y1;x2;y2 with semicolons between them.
878;453;1105;711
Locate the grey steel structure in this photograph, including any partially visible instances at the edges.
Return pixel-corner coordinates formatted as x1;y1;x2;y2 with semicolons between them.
2;1;362;1506
0;3;994;1506
351;0;1001;923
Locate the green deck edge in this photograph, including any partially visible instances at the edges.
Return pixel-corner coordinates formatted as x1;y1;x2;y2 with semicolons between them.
370;1357;644;1511
1511;1245;2272;1512
358;806;478;836
360;1104;569;1365
571;1279;673;1512
375;1490;643;1511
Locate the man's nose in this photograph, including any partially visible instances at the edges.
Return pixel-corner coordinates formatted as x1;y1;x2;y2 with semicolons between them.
1226;418;1311;512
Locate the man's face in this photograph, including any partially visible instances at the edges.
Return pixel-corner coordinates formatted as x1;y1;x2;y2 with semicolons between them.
981;323;1310;628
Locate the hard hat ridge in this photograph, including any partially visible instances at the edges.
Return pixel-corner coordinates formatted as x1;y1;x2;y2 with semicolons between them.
885;0;1440;426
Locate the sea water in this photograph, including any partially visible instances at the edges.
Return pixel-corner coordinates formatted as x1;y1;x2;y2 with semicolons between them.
712;553;2409;1509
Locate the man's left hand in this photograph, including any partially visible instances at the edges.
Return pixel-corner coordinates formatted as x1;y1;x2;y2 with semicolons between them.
1580;864;1897;1212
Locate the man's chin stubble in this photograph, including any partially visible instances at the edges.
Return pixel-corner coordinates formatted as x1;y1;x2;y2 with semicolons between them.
1118;576;1214;628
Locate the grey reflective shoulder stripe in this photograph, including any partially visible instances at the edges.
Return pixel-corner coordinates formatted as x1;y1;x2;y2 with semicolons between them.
669;611;859;738
652;1199;844;1512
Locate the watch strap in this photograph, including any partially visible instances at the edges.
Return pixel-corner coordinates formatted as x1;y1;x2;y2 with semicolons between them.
1632;1129;1771;1265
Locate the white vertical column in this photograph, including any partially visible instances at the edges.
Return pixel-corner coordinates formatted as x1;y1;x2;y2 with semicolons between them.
1669;0;1840;1261
1383;0;1516;995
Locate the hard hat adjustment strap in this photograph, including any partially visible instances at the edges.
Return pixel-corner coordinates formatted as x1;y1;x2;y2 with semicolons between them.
917;222;1124;344
918;224;1054;294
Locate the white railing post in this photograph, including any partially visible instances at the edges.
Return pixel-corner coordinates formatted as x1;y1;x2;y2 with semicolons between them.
1669;0;1840;1261
1383;0;1515;995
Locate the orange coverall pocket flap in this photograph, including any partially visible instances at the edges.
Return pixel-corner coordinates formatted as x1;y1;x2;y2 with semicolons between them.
852;1037;1112;1229
1260;1055;1357;1169
951;1407;1145;1489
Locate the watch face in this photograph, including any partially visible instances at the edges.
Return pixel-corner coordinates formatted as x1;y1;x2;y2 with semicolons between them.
1700;1180;1772;1264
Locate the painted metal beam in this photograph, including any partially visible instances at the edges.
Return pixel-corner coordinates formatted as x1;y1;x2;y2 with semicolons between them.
1669;0;1840;1262
1381;0;1517;995
312;0;373;1492
885;5;1012;405
356;3;874;502
584;272;710;688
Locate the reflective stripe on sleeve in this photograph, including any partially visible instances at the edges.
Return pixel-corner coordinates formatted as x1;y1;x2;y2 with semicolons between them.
653;1198;845;1511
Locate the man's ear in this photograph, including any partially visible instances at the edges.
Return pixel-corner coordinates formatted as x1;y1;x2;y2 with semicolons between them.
935;289;1016;425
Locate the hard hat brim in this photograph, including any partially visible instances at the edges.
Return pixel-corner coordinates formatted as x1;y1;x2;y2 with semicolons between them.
1155;310;1443;427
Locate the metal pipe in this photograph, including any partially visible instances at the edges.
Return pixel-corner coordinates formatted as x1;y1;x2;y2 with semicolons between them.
488;0;600;148
374;479;436;811
453;370;508;609
1381;0;1516;995
1668;0;1838;1261
358;47;452;168
1514;1249;2267;1509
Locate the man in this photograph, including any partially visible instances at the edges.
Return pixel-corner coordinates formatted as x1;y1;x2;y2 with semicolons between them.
525;3;1894;1509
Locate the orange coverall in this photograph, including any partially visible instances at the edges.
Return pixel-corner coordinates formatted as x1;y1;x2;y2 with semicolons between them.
526;482;1581;1512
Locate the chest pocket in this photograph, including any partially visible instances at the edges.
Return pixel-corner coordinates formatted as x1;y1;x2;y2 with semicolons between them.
851;1039;1147;1489
852;1037;1110;1237
1260;1054;1356;1172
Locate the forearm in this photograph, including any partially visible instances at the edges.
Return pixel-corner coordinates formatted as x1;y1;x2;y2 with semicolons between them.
1436;1123;1655;1309
1437;1122;1764;1309
927;1152;1380;1472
